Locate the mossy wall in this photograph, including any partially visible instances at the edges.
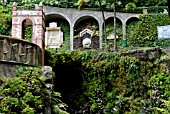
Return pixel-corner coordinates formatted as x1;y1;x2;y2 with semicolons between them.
45;48;170;113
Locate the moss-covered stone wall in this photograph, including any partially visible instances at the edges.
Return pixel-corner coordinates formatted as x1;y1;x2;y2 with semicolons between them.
45;48;170;113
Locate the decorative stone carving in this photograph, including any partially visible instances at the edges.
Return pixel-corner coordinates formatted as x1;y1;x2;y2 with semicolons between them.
80;29;94;37
45;22;63;48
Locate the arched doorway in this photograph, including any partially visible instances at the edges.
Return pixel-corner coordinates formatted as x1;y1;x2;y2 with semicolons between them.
22;19;33;42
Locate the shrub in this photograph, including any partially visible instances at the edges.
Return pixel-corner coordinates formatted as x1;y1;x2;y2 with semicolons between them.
0;67;69;114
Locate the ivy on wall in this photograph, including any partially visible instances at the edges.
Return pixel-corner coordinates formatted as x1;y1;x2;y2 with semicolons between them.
126;20;139;46
104;21;123;48
57;20;70;51
129;14;170;47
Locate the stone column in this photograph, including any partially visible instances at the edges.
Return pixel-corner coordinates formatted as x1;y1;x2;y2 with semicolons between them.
12;2;18;38
41;66;53;114
122;22;126;41
70;24;74;50
122;22;127;47
99;22;103;49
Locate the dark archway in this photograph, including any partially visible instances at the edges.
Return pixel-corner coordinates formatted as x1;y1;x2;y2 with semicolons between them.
22;19;33;41
52;59;84;113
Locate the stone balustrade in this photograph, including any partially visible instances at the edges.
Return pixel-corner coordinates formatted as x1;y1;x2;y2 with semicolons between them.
0;35;42;66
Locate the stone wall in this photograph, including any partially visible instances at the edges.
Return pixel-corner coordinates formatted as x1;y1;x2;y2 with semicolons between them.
0;35;42;66
121;48;162;62
0;61;34;78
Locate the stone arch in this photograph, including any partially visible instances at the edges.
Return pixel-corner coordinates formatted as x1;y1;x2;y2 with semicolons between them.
20;17;35;42
105;14;123;24
45;13;71;27
125;15;139;24
74;15;99;34
103;16;123;47
73;15;100;49
104;16;122;36
126;16;139;24
72;14;100;27
45;13;70;49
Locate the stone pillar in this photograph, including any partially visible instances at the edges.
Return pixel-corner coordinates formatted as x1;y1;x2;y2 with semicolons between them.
99;22;103;49
122;22;126;41
12;2;19;38
70;24;74;50
41;66;53;114
122;22;127;47
34;3;45;49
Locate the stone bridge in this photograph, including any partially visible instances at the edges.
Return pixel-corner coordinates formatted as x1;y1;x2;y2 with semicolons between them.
43;6;139;49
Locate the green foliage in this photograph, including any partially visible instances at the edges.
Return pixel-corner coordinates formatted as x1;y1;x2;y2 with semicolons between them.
126;20;139;46
0;66;69;114
104;20;123;47
0;5;12;36
124;2;137;11
57;20;70;51
45;48;170;113
24;26;32;41
129;14;170;47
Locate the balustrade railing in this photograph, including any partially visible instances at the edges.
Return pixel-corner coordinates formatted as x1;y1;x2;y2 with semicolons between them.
0;35;42;66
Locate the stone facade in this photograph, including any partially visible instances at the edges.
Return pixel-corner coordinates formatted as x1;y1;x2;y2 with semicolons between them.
44;7;139;50
12;3;45;49
11;5;140;50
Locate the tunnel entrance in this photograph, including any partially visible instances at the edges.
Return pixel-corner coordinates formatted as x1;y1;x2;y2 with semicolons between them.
53;62;84;113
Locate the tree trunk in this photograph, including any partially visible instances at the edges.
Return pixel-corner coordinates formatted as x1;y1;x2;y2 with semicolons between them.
114;0;117;52
168;0;170;16
98;0;107;45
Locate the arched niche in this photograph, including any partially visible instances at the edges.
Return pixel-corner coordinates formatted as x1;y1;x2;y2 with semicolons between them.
104;17;122;47
126;17;139;46
21;19;33;42
45;13;70;49
73;16;99;49
74;16;99;36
